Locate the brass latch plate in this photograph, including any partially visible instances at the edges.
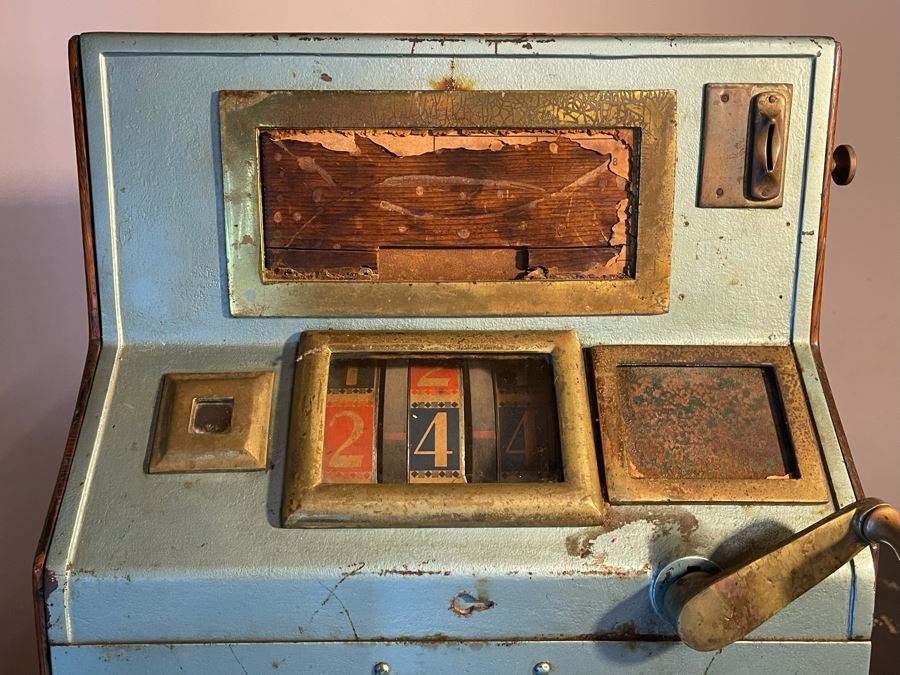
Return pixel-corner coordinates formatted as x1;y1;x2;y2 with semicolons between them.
698;83;792;208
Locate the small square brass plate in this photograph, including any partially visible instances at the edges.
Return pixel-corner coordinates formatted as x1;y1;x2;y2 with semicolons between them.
591;345;829;503
283;331;603;527
149;372;274;473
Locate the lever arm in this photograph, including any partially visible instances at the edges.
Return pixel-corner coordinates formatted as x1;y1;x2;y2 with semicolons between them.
654;498;900;651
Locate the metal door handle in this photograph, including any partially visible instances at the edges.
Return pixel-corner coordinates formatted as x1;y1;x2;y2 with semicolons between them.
650;498;900;651
748;91;788;201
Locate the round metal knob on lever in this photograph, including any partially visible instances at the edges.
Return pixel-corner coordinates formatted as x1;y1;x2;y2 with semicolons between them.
650;498;900;652
831;144;857;185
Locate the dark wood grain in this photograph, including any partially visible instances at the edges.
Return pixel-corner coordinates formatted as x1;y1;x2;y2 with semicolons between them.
260;131;630;250
379;248;523;281
528;246;622;277
807;44;865;501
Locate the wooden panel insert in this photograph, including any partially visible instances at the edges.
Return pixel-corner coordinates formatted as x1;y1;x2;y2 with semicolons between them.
260;129;635;281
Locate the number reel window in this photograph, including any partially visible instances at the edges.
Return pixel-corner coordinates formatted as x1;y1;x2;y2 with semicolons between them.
282;331;602;527
321;356;562;485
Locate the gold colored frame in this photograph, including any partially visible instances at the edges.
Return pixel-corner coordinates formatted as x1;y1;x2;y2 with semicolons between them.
591;345;830;503
282;330;603;527
148;371;274;473
219;90;676;317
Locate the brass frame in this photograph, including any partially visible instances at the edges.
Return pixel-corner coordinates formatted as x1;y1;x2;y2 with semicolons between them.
219;90;676;317
283;330;603;527
591;345;830;503
148;371;274;473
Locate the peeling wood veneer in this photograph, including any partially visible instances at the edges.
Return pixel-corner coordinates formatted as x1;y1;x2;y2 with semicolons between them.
260;129;634;281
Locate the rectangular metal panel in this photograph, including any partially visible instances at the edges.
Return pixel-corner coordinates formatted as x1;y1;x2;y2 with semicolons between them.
50;641;871;675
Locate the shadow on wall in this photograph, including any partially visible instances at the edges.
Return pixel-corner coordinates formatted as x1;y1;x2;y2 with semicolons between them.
0;199;88;674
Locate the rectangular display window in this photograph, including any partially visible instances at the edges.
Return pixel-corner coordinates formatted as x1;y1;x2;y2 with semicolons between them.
319;355;561;486
283;331;600;527
219;90;677;317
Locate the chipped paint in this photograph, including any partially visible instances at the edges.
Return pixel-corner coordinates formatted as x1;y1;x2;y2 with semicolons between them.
266;129;630;160
450;592;495;616
566;507;700;559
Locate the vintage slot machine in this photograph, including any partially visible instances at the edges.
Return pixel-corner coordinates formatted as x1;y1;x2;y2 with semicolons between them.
34;33;899;674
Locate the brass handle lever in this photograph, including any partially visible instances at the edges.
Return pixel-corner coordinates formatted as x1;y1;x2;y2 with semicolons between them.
651;498;900;652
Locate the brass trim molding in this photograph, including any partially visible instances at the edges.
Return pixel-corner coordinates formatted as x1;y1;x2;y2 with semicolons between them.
282;330;604;527
591;345;830;504
149;371;274;473
219;90;676;317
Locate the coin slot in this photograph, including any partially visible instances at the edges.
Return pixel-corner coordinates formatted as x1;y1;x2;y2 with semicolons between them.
190;397;234;434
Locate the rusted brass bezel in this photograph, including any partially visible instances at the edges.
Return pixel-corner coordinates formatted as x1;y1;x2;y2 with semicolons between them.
283;330;603;527
219;90;676;317
591;345;829;503
148;371;274;473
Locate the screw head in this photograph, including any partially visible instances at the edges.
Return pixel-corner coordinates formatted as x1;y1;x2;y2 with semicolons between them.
534;662;552;675
373;663;390;674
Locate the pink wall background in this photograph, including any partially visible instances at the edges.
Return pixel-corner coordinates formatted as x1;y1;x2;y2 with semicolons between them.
1;0;897;670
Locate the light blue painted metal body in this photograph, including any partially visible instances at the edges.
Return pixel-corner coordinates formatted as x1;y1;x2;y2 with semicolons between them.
44;33;874;673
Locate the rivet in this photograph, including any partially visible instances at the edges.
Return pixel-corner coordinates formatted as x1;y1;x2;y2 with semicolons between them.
533;662;552;674
715;187;725;197
373;663;391;674
720;93;729;103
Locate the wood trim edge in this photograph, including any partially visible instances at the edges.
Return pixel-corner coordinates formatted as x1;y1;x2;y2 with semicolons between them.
807;42;865;502
31;35;103;674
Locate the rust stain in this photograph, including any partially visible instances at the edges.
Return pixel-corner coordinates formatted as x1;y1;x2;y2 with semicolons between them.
483;36;556;54
44;570;58;595
556;563;651;579
379;567;452;576
566;507;700;558
430;75;474;92
398;36;466;54
430;58;474;91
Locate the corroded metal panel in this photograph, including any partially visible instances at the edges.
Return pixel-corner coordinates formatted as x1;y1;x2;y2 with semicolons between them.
592;345;830;503
618;365;790;480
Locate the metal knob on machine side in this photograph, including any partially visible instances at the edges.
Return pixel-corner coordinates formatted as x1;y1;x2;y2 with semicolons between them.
831;144;857;185
650;498;900;652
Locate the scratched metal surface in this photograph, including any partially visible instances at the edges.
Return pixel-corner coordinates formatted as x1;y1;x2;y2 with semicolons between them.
44;33;873;669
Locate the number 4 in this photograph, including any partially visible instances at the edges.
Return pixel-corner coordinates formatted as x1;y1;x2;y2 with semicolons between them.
413;411;451;468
